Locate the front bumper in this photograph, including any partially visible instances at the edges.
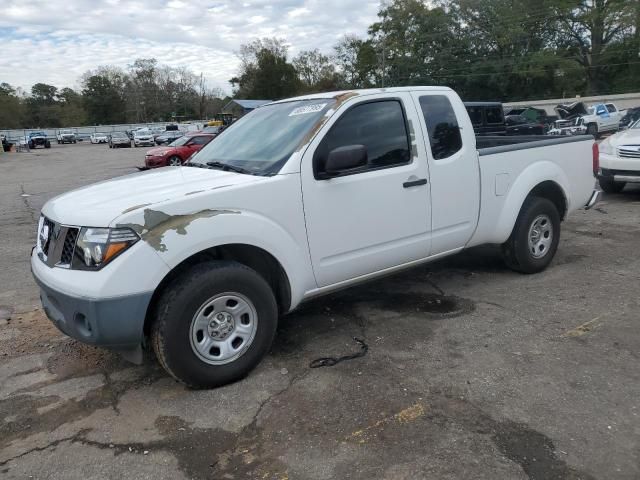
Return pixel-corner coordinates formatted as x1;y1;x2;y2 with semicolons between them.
32;254;152;355
598;168;640;184
144;156;167;168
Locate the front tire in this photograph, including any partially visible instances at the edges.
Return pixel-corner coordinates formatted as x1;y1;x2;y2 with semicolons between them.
586;123;598;137
599;177;625;194
168;155;182;166
502;196;561;274
151;261;278;389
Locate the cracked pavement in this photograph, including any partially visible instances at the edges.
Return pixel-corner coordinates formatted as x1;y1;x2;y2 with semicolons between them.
1;143;639;479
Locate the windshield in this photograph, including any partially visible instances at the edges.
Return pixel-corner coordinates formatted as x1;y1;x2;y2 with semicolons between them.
630;119;640;129
190;99;335;175
112;132;126;138
135;130;150;136
169;136;191;147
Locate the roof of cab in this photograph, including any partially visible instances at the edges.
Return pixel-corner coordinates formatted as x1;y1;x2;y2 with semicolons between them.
269;86;454;105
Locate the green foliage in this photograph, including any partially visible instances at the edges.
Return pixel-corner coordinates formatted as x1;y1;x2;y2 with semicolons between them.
230;38;301;99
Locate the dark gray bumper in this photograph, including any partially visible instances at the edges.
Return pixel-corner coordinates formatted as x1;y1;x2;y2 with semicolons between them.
35;277;152;351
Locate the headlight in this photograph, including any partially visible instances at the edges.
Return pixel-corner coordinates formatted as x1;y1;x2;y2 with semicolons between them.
72;227;139;270
599;141;615;156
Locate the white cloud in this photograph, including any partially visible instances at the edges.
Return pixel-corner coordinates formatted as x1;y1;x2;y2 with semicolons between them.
0;0;381;94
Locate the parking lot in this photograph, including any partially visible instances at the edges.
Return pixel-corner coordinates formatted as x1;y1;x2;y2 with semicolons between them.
0;142;639;479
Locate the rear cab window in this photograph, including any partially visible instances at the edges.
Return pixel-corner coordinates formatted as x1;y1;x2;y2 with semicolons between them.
418;95;463;160
485;107;504;125
313;99;411;177
466;106;483;126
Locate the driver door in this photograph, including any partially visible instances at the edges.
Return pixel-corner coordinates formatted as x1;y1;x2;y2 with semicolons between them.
300;93;432;288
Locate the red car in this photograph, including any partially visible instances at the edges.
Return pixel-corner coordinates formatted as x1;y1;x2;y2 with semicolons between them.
144;133;215;168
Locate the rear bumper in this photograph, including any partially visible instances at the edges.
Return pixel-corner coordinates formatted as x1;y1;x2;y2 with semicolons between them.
584;189;601;210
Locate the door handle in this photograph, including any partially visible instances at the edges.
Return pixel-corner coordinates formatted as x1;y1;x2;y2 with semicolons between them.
403;178;428;188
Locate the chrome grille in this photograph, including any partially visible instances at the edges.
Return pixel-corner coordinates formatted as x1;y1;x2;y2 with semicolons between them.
59;228;79;266
617;146;640;159
37;216;79;268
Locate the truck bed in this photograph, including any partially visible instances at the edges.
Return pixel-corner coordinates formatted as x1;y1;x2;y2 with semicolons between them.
476;135;593;154
468;134;596;248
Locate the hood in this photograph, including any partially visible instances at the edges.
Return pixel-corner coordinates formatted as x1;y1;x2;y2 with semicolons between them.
606;128;640;147
146;146;173;156
554;102;588;119
42;167;263;227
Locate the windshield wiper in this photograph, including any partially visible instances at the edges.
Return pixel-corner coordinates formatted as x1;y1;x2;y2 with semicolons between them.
206;161;256;175
183;162;208;168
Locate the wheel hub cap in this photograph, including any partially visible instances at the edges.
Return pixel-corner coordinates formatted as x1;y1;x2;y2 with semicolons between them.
189;293;258;365
208;312;235;340
528;214;553;259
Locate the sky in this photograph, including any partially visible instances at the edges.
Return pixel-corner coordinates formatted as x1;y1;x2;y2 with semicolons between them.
0;0;382;95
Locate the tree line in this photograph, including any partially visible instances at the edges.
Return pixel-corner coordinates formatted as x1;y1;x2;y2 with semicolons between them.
0;59;229;129
233;0;640;102
1;0;638;130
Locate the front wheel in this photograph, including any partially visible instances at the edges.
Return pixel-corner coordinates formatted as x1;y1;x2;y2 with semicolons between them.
586;123;598;137
502;196;561;274
151;261;278;388
168;155;182;166
599;177;625;194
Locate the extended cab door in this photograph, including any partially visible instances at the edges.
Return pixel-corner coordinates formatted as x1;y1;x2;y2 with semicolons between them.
300;93;432;287
410;91;480;255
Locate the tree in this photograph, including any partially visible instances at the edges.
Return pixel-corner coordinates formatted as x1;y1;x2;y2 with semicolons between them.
82;74;126;124
57;88;86;126
293;49;342;92
550;0;636;94
230;38;301;99
0;83;26;129
333;35;379;88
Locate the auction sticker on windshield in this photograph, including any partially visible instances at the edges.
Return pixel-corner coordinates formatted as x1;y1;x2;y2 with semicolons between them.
289;103;327;116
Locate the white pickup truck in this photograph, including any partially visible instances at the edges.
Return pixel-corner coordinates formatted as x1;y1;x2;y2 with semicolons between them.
32;87;599;388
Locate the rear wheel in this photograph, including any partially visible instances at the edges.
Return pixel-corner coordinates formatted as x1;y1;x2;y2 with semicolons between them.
502;196;560;274
168;155;182;166
599;177;625;193
151;261;278;388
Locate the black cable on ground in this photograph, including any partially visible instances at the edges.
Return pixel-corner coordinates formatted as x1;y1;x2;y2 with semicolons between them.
309;337;368;368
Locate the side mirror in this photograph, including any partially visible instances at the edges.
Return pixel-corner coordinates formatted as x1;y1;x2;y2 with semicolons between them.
324;145;367;176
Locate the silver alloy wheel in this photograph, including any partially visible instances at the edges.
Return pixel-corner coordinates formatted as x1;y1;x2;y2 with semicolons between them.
528;214;553;259
189;292;258;365
169;156;181;166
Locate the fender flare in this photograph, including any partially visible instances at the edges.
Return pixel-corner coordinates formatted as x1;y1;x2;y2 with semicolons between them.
117;207;313;308
493;161;569;243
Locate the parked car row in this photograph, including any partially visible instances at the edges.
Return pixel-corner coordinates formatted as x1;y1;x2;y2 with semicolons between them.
465;100;640;139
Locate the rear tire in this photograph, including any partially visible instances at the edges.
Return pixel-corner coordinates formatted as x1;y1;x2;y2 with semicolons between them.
502;196;561;274
599;177;625;194
151;261;278;389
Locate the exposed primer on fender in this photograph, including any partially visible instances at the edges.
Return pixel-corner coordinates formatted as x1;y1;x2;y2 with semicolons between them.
121;203;152;214
118;208;240;252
